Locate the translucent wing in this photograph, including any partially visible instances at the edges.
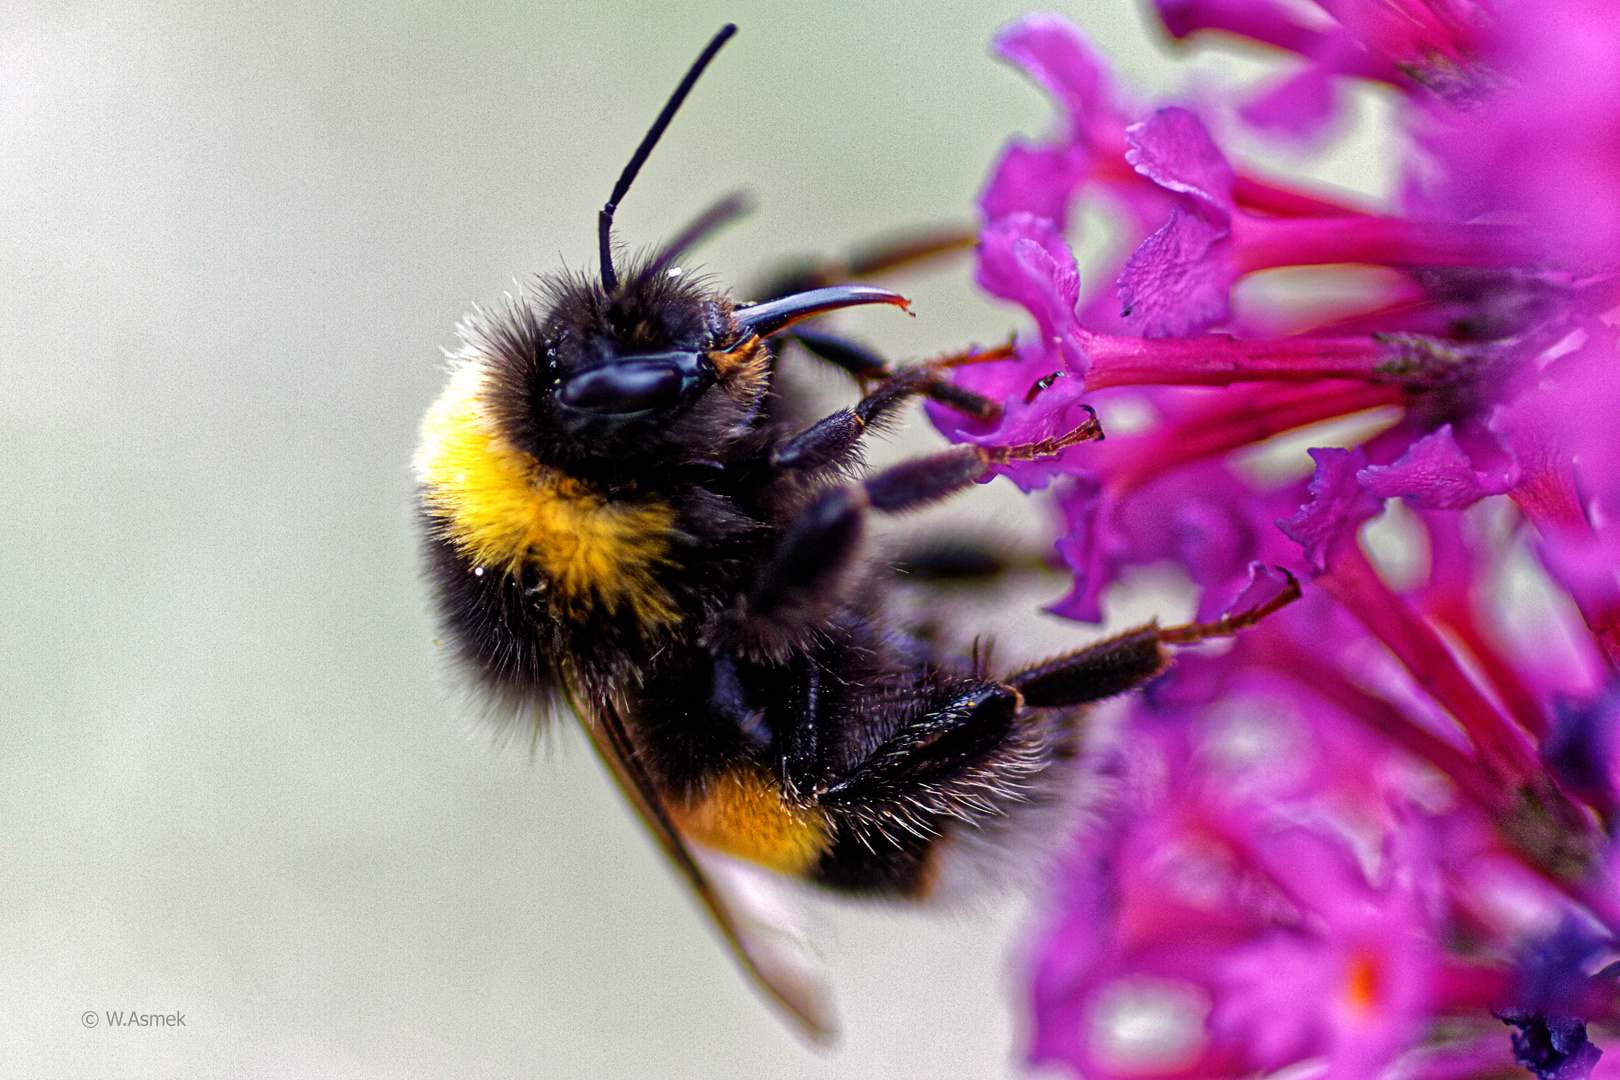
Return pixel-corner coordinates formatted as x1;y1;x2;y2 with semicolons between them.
566;682;839;1044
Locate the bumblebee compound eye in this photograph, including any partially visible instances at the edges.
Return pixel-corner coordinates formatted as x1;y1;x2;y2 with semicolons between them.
557;351;712;414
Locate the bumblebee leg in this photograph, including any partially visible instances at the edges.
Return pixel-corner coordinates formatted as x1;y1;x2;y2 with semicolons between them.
1006;569;1303;707
770;369;932;473
771;354;1008;474
1007;627;1171;707
887;535;1057;585
755;226;978;301
785;673;1067;897
751;224;999;421
781;330;888;381
885;537;1059;660
1155;569;1302;644
784;330;1011;425
649;190;754;272
749;411;1105;618
813;684;1023;807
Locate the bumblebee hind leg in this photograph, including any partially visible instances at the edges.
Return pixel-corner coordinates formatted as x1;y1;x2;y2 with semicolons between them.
800;574;1304;898
1007;569;1303;707
1007;627;1173;707
785;675;1067;898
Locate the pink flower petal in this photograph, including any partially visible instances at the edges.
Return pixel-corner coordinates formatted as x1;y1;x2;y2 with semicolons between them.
1124;107;1236;224
1117;207;1235;336
1239;64;1339;141
994;13;1116;139
1358;424;1519;510
1277;447;1385;573
979;140;1091;228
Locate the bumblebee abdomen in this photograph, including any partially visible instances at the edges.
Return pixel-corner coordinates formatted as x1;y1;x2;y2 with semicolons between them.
664;764;832;877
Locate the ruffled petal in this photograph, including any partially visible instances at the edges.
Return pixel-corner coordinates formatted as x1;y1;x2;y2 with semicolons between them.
1358;424;1518;510
1277;447;1385;573
1117;206;1235;336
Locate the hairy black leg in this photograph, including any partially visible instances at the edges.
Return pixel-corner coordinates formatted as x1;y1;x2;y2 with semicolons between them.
748;409;1106;620
1155;568;1301;644
884;538;1063;666
1007;569;1303;707
770;370;930;473
888;535;1059;584
746;487;867;618
785;331;1010;425
1008;627;1170;707
783;330;888;381
814;684;1023;808
771;355;1008;475
801;672;1064;897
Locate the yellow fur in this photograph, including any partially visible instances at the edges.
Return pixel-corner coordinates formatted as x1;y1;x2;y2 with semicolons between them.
414;361;679;625
666;765;832;876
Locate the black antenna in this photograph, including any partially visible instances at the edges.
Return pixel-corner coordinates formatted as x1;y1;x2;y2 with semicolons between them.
598;24;738;295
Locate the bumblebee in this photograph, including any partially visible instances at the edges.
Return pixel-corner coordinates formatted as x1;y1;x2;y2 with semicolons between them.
414;24;1297;1040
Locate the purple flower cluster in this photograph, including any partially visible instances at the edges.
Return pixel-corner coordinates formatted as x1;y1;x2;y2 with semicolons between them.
933;7;1620;1079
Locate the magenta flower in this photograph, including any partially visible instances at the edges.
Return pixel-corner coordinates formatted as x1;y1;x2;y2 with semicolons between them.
1203;822;1439;1080
938;6;1620;1079
1117;106;1515;338
1155;0;1489;139
1045;414;1308;623
1028;671;1452;1080
1406;0;1620;273
978;14;1129;231
1500;333;1620;667
1359;425;1519;511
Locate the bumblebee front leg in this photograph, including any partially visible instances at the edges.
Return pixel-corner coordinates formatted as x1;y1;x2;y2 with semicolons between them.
748;412;1106;624
784;333;1012;424
769;367;942;473
769;347;1016;474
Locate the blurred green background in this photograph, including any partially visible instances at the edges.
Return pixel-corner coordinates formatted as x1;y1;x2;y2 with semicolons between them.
0;1;1393;1075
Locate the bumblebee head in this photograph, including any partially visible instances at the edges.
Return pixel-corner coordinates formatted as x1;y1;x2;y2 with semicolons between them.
544;265;728;420
464;266;906;485
462;263;737;480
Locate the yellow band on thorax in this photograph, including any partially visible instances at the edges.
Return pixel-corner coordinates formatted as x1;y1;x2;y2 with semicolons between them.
414;362;679;626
